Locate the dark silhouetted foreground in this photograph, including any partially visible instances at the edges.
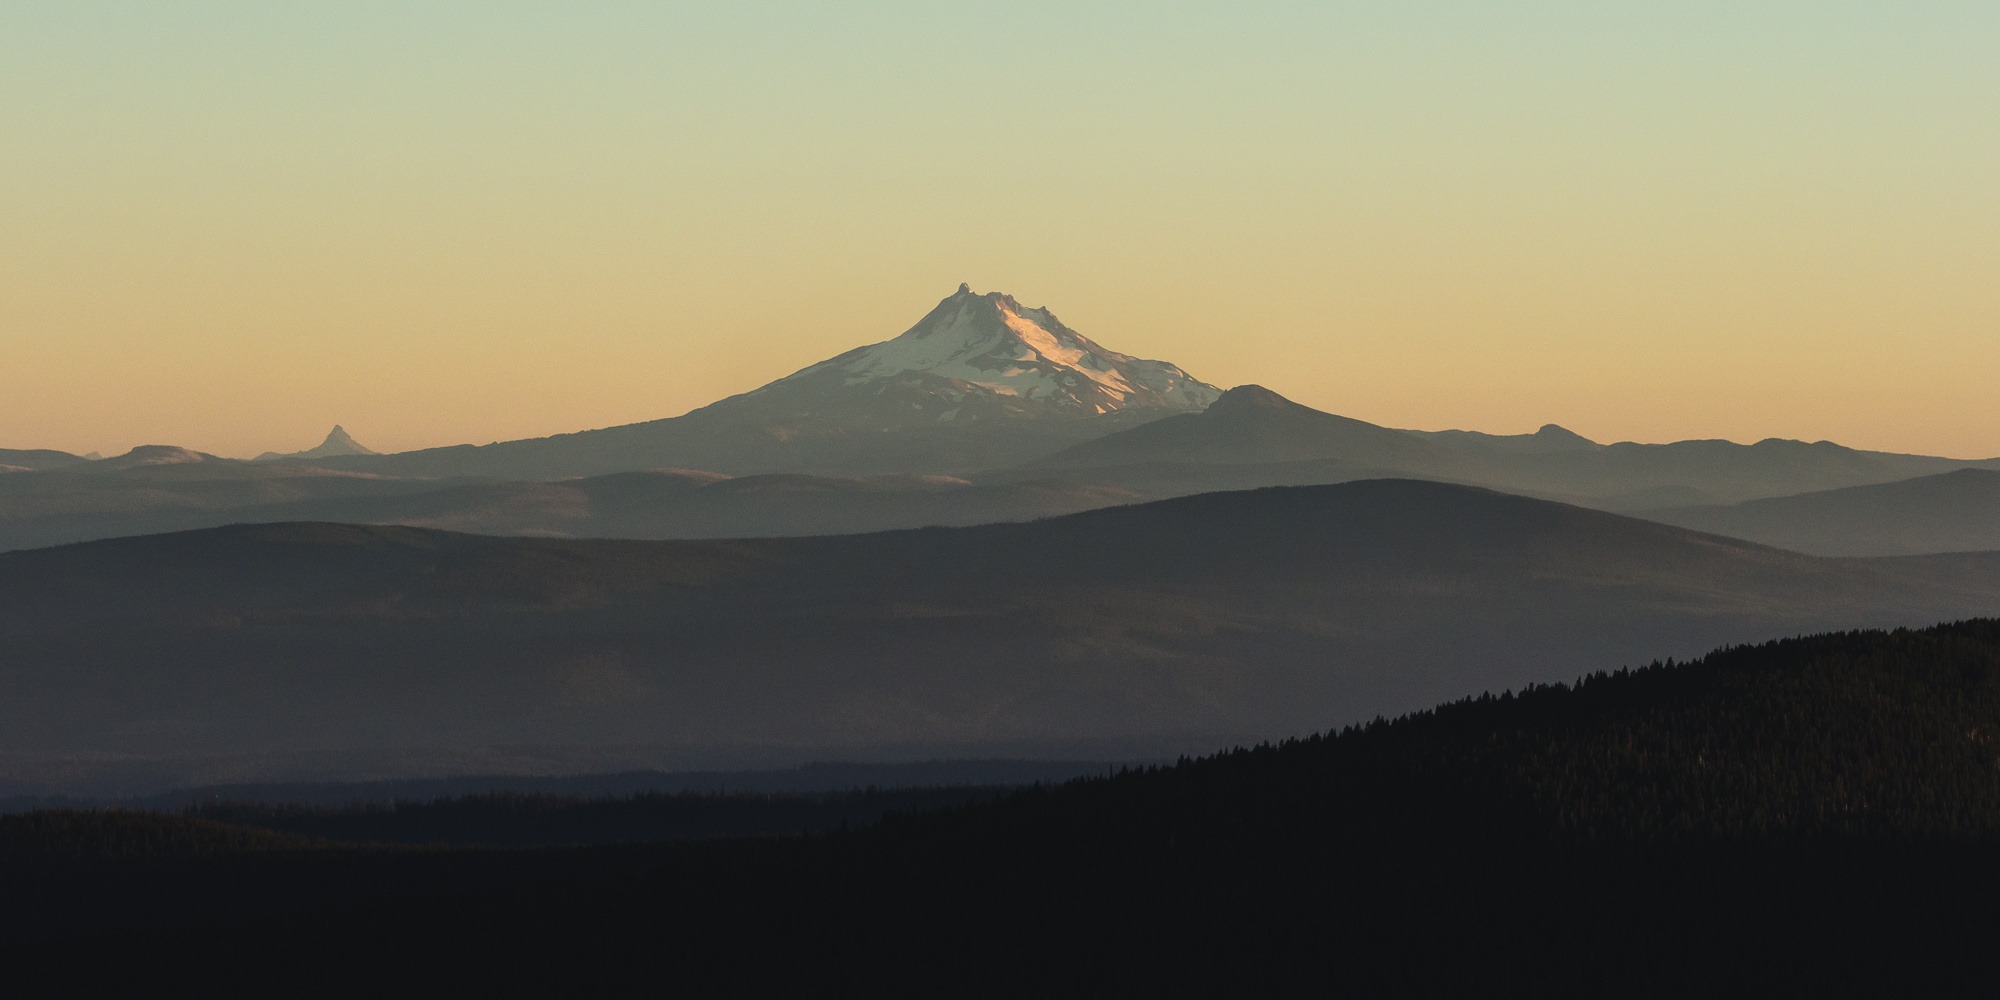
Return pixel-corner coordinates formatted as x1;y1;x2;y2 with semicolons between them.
12;621;2000;996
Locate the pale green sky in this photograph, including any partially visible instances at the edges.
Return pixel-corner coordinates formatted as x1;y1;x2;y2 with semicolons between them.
3;2;1996;458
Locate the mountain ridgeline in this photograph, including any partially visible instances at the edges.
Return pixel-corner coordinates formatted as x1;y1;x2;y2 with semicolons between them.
6;287;1998;554
11;622;2000;994
6;381;1998;555
1019;383;2000;508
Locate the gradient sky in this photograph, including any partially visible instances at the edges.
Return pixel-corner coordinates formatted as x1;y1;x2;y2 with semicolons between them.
3;2;1996;459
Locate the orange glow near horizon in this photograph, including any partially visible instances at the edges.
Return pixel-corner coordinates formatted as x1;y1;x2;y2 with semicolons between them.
3;4;1996;460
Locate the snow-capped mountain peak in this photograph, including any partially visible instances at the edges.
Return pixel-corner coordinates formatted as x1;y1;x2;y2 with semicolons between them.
775;285;1219;417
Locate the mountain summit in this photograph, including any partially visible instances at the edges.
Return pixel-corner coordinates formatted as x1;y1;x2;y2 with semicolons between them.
307;425;377;458
759;285;1220;420
256;425;379;462
310;286;1221;478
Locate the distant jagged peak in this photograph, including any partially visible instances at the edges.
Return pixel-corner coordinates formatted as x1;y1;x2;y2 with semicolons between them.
256;425;380;462
767;285;1221;417
310;425;377;457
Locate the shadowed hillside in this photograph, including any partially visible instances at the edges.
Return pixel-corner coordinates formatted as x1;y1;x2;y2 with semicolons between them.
1643;468;2000;556
4;480;2000;794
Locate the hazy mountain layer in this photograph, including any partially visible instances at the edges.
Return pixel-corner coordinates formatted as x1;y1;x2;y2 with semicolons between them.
6;381;1997;553
5;480;1998;794
1025;385;2000;505
7;314;1996;552
282;470;1142;540
0;459;471;552
0;466;1145;552
0;449;92;473
1640;468;2000;556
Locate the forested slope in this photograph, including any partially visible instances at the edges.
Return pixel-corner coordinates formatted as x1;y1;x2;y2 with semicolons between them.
13;622;2000;996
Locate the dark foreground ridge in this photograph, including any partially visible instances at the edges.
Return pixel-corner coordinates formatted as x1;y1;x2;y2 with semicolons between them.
182;785;1011;848
0;759;1126;814
11;621;2000;996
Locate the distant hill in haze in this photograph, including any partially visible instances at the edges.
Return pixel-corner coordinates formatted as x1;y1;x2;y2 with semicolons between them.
91;445;230;470
289;469;1143;540
1641;468;2000;556
0;449;92;473
0;445;233;476
0;465;1144;552
1026;384;1451;471
5;479;1999;795
0;455;469;553
1020;385;2000;506
1408;421;1604;454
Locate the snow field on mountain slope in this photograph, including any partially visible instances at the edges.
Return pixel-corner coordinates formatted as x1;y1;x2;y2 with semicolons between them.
833;299;1136;401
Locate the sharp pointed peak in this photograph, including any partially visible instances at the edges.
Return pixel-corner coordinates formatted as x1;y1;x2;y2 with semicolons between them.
255;425;379;461
306;425;377;457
